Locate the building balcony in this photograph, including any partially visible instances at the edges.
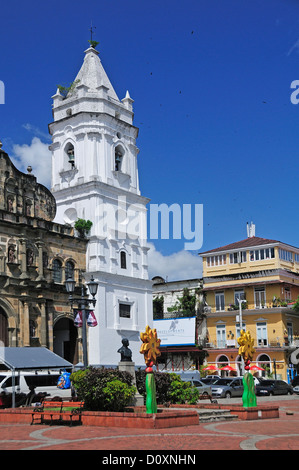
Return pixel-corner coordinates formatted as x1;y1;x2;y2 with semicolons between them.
205;338;294;350
206;304;295;315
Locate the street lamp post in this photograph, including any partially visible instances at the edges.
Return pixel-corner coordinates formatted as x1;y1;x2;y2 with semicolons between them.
65;275;98;368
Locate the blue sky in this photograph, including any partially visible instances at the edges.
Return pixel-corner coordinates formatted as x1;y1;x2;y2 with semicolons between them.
1;0;299;280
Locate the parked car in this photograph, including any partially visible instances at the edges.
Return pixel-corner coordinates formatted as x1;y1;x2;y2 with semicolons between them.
292;376;299;387
161;370;212;398
0;370;72;399
181;378;212;398
211;377;243;399
251;376;264;387
293;385;299;395
201;377;221;385
255;380;294;396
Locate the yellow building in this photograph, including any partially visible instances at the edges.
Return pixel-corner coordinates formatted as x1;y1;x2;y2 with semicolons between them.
199;232;299;382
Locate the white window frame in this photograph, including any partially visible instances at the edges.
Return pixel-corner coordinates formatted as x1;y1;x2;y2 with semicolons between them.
234;289;245;305
235;322;246;338
215;292;225;311
250;247;275;262
254;288;266;308
256;322;268;346
216;324;226;348
207;254;226;267
279;249;293;262
287;322;293;343
285;288;291;301
229;251;246;264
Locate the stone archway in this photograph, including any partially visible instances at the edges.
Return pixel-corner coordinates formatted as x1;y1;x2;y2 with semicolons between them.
53;317;78;364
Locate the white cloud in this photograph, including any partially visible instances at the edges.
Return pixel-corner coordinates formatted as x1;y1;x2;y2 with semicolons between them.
22;123;51;142
11;137;52;188
147;242;203;281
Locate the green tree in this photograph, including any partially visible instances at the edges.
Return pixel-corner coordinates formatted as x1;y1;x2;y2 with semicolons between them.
293;296;299;312
167;288;197;317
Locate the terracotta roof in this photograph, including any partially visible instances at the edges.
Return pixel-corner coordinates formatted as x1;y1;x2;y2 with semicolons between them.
199;237;281;255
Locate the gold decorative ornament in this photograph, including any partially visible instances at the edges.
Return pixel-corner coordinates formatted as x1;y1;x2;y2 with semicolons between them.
140;325;161;366
237;329;255;362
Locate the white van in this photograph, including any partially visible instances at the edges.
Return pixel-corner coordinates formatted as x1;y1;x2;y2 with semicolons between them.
0;370;72;399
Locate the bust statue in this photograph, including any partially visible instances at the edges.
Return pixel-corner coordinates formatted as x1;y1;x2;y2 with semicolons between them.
117;338;132;362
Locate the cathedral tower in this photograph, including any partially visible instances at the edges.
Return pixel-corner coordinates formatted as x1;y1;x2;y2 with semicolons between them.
49;44;153;366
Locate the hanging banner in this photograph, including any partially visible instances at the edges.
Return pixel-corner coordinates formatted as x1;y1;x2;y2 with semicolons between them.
73;309;98;327
87;310;98;327
73;309;82;328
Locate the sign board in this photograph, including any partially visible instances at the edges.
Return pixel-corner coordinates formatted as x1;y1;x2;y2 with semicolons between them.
154;317;196;347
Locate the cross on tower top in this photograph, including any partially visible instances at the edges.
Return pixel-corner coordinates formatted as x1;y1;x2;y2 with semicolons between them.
88;22;99;49
90;22;96;41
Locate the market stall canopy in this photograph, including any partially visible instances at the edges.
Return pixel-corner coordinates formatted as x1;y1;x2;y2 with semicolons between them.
249;365;265;371
0;347;73;371
220;365;236;371
203;365;219;371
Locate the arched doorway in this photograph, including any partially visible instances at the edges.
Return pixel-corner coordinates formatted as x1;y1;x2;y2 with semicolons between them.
216;354;229;376
0;307;8;346
53;318;78;364
257;353;271;378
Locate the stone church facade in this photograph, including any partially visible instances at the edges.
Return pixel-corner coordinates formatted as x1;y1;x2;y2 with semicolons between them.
0;145;87;364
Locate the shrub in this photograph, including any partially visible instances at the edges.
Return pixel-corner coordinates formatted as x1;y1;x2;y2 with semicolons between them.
168;374;199;404
135;370;199;405
102;379;136;412
135;370;172;404
70;367;133;411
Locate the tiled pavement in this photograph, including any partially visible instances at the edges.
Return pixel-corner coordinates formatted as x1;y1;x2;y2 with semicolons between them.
1;397;299;451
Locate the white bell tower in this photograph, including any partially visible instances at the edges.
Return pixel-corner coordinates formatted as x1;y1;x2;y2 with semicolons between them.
49;44;153;366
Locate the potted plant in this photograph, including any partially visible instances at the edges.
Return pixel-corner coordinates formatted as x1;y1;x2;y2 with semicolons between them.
74;218;93;237
88;40;99;49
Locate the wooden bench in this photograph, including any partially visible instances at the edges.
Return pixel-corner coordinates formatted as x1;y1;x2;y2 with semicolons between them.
31;401;84;426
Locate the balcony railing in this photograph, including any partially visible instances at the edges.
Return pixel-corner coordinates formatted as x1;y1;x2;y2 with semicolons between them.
206;301;295;314
205;337;298;349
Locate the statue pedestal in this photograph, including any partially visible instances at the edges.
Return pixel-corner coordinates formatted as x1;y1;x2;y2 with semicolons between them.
118;361;144;406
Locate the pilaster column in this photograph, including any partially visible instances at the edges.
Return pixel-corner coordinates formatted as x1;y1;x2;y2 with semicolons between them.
47;308;54;351
22;300;30;346
39;301;47;347
36;239;45;281
19;238;28;279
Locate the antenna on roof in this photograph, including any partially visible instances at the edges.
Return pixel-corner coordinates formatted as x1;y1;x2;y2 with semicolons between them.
247;221;255;238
